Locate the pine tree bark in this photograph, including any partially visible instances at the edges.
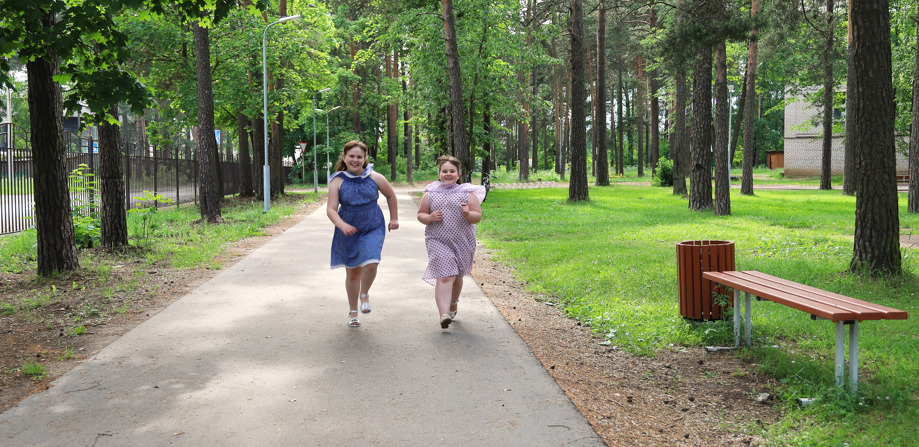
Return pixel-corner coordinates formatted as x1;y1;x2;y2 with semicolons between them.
673;71;688;196
689;48;714;211
849;0;901;274
193;20;221;222
842;4;856;196
483;102;492;180
568;0;589;201
636;56;644;177
27;12;79;275
99;105;128;247
237;113;253;197
741;0;760;196
649;8;660;176
517;70;529;180
820;0;835;190
617;54;625;175
252;115;265;200
714;42;731;215
442;0;471;175
910;8;919;213
595;7;609;186
730;69;747;163
403;61;412;182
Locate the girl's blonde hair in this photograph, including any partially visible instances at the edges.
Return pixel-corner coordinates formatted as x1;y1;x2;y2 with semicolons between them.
334;140;369;172
435;156;463;184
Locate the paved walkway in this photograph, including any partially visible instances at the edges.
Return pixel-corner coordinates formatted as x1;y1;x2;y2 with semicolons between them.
0;188;602;446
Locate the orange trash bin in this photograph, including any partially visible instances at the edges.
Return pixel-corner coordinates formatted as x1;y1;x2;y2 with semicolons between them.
676;240;735;321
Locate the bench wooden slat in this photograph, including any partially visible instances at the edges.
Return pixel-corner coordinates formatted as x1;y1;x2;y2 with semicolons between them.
723;272;887;319
703;271;859;321
744;271;908;320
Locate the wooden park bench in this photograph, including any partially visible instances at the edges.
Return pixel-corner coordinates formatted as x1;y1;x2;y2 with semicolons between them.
701;270;908;391
897;174;910;185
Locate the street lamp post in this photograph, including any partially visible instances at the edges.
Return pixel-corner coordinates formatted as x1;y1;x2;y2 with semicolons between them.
312;88;331;193
316;106;340;184
727;84;734;188
262;14;301;213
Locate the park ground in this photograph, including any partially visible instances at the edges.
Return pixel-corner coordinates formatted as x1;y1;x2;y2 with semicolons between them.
1;173;917;445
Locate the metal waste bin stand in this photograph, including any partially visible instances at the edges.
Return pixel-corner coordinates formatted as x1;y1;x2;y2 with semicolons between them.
676;240;735;321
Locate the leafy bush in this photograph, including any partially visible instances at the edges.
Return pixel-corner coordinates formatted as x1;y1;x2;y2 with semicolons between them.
651;158;673;187
69;164;100;249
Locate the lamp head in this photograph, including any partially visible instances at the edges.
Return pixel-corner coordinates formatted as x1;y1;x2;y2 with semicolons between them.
318;87;331;94
330;106;340;112
280;15;301;23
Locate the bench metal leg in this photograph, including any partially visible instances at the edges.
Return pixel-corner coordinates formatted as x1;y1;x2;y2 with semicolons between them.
734;289;741;348
849;320;859;392
745;292;752;347
835;321;845;388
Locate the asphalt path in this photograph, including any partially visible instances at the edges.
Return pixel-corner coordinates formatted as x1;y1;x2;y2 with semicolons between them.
0;188;602;446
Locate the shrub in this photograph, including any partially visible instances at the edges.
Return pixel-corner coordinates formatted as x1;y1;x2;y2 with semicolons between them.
651;158;673;187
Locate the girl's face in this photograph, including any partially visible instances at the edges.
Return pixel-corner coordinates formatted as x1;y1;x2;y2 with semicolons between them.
342;147;366;175
438;162;460;185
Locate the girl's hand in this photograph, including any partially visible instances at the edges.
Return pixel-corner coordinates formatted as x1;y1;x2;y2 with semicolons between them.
429;210;443;222
461;202;469;218
388;220;400;231
339;222;358;236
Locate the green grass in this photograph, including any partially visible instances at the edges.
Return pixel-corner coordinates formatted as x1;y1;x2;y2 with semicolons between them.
478;185;918;445
20;361;45;379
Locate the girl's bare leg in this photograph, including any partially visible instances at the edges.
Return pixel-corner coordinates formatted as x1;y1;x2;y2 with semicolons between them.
435;276;457;316
345;266;363;312
450;276;463;313
359;263;378;305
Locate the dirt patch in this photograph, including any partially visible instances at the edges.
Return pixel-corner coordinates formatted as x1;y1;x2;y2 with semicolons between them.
471;248;780;446
0;195;325;412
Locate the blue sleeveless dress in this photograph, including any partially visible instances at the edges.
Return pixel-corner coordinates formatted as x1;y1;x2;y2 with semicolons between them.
330;167;386;269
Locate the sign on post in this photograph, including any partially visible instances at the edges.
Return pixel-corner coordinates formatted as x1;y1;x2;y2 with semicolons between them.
299;142;308;184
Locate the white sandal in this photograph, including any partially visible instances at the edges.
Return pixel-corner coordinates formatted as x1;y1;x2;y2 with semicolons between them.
448;301;459;319
440;313;453;329
360;293;371;314
348;310;361;328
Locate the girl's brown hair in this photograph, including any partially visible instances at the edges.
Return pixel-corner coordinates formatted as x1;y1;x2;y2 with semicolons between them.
334;140;369;172
435;156;463;184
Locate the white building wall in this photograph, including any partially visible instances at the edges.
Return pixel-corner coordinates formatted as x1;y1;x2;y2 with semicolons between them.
783;93;908;177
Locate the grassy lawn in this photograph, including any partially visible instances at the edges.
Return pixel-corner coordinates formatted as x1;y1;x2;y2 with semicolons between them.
477;185;918;445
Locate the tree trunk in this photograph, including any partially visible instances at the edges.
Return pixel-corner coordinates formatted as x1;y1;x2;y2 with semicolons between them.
820;0;835;190
351;38;361;136
842;7;856;196
741;0;760;196
270;109;282;195
386;51;398;180
714;42;731;215
730;69;747;164
252;115;265;200
673;68;688;196
26;13;79;275
568;0;588;201
442;0;471;175
517;70;529;180
910;8;919;213
483;102;492;180
636;56;644;177
403;61;412;183
595;7;609;186
193;20;221;222
689;48;714;211
237;113;253;197
617;55;625;175
849;0;901;274
99;105;127;247
649;8;660;176
532;65;538;173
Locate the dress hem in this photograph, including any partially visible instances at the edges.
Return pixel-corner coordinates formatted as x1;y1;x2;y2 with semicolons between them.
331;259;381;270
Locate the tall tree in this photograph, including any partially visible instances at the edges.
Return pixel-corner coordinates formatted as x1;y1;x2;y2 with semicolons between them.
849;0;900;274
99;106;128;247
741;0;761;196
714;41;731;215
193;19;221;222
403;61;413;183
595;6;609;186
689;47;714;211
816;0;835;190
648;8;660;177
842;2;856;195
636;55;644;177
568;0;588;201
442;0;472;176
237;113;254;197
911;8;919;213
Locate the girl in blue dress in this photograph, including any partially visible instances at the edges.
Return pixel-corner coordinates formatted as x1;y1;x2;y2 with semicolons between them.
326;141;399;328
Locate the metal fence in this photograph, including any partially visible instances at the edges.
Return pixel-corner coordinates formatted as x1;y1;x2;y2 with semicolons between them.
0;123;271;236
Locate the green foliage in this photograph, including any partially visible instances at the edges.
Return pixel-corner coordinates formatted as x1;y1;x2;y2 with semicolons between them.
69;164;100;249
478;186;918;443
127;191;174;245
20;361;45;380
0;229;37;273
651;158;673;187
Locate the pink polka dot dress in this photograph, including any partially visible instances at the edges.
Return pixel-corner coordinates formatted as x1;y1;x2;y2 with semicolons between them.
422;181;487;285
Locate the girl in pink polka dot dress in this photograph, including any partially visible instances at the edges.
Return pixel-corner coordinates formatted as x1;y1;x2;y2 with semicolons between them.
417;156;486;329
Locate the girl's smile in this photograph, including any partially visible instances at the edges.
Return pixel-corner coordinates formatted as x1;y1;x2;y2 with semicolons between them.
439;162;460;185
343;147;366;175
